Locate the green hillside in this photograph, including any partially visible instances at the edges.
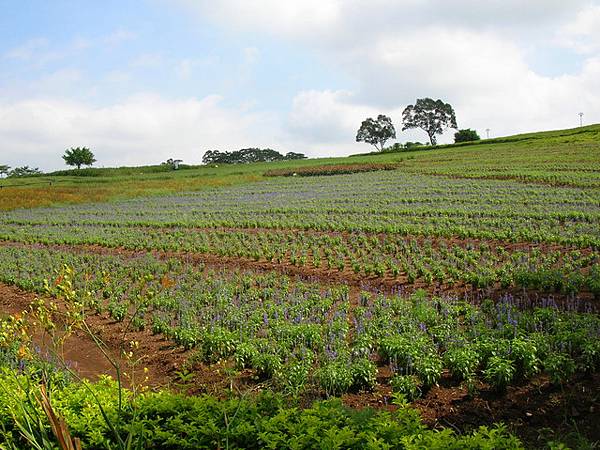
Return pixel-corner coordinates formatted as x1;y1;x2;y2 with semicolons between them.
1;124;599;210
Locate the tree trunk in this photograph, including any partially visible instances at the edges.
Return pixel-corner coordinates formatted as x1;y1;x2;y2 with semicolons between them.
428;132;436;146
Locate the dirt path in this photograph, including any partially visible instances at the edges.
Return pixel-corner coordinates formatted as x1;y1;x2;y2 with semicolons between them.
0;282;185;387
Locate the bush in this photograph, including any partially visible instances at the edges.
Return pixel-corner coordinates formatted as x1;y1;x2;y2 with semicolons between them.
316;361;353;396
454;128;481;143
0;370;525;449
544;352;576;385
484;356;515;392
414;353;443;389
391;374;422;401
445;346;480;381
350;358;377;391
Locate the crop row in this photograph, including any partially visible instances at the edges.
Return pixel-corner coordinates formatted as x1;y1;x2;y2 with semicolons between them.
1;245;598;398
2;171;599;247
2;222;599;295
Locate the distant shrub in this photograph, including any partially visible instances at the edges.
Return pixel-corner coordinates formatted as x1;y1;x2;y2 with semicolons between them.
454;128;481;143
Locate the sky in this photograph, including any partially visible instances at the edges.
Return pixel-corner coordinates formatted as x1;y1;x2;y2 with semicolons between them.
1;0;599;171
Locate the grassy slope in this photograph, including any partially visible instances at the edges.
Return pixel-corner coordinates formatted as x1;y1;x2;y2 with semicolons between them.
1;124;598;210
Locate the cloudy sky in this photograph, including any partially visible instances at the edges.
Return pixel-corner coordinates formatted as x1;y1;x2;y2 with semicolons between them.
1;1;599;170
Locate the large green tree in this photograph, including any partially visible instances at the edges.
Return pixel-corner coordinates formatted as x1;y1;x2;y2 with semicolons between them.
402;98;457;145
63;147;96;169
0;165;9;178
356;115;396;151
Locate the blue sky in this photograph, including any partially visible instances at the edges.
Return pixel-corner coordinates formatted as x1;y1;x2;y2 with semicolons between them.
1;1;351;106
1;0;599;170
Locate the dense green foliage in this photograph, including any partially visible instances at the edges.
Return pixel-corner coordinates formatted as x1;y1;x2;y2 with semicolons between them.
202;148;306;164
0;246;597;399
62;147;97;170
402;98;458;145
454;129;480;143
6;166;43;178
356;115;397;151
0;370;523;449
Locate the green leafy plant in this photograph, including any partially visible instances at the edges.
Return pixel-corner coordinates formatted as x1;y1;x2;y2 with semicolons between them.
484;356;515;392
390;374;422;401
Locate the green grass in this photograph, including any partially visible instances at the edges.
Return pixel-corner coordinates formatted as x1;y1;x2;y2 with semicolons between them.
1;123;598;210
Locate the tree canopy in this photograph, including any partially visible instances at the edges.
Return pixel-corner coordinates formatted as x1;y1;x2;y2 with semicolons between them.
454;128;480;143
202;148;306;165
0;165;9;178
7;166;42;177
63;147;96;169
356;115;396;151
402;98;457;145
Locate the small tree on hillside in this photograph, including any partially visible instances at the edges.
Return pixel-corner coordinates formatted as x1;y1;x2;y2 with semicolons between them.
0;165;10;178
63;147;96;169
402;98;457;145
454;128;480;143
356;115;396;151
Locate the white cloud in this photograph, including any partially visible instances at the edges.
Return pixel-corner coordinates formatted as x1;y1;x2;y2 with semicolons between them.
176;0;600;146
177;0;587;45
289;90;373;144
559;4;600;54
0;94;281;170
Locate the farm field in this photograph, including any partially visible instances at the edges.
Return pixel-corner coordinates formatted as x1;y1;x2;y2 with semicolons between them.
0;125;599;448
1;124;599;211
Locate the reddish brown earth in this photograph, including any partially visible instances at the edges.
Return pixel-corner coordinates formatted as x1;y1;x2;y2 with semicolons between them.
0;282;183;387
343;370;600;448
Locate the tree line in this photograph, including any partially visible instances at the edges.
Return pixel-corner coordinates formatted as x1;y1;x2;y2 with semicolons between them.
0;165;43;178
202;148;306;165
1;146;307;178
356;97;480;152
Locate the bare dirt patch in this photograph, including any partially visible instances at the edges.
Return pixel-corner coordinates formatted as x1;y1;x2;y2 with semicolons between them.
0;282;183;388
